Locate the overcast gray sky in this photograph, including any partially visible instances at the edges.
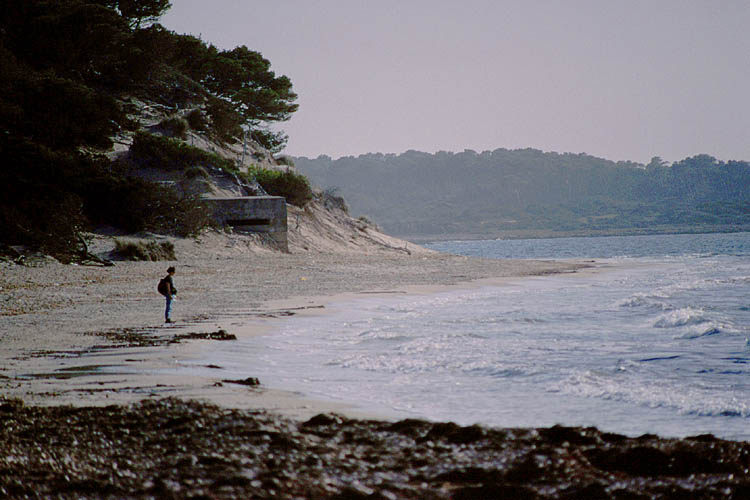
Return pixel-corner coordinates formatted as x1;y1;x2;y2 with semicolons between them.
161;0;750;163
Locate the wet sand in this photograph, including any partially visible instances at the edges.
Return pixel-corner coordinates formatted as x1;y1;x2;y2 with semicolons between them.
6;234;748;498
1;231;589;414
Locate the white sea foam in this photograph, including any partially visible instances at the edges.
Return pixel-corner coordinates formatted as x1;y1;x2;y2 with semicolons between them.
617;293;670;310
653;307;708;328
555;369;750;418
183;232;750;440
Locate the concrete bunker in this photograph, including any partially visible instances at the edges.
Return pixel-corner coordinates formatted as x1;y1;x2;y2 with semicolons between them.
203;196;288;251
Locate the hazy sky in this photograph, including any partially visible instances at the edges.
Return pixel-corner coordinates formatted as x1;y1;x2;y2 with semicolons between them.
161;1;750;163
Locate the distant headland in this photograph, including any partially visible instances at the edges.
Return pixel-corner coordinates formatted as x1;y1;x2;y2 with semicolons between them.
295;150;750;241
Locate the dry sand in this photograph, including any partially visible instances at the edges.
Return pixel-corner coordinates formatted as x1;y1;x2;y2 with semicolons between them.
0;230;590;419
7;234;750;500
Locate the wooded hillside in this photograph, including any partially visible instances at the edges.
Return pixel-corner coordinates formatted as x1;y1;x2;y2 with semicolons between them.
295;150;750;240
0;0;305;261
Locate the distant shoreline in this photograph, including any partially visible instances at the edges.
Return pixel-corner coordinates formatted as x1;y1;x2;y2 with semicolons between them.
399;226;750;243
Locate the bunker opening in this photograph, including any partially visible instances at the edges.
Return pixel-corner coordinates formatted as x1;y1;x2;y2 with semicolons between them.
226;218;272;227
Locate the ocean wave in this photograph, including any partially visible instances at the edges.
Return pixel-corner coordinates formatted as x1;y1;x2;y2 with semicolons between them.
326;354;422;372
694;252;720;258
686;404;750;418
678;326;723;339
556;370;750;418
463;365;529;378
722;356;750;365
617;294;670;310
653;307;708;328
638;355;681;362
699;326;722;337
355;327;413;342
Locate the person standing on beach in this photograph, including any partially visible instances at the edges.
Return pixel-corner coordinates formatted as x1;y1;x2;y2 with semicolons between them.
161;266;177;323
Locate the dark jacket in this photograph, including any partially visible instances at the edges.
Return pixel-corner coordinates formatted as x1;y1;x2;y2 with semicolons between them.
164;275;177;296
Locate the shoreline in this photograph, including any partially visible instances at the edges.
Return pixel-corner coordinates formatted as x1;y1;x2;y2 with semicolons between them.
402;226;750;243
0;233;592;419
175;270;604;421
5;240;750;498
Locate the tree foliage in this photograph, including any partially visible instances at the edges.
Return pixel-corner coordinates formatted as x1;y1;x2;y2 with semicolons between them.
1;1;154;88
295;150;750;238
99;0;172;29
205;46;298;124
162;40;299;134
0;0;300;258
1;67;123;150
0;138;88;261
247;167;313;207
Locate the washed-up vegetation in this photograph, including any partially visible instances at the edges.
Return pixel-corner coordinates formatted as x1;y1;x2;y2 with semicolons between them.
2;398;749;499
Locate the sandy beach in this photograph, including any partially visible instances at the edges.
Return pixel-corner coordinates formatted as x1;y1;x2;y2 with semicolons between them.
0;230;589;415
5;233;750;499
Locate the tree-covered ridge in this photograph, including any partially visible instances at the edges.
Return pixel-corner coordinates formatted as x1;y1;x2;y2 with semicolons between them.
0;0;300;260
295;150;750;238
0;0;297;149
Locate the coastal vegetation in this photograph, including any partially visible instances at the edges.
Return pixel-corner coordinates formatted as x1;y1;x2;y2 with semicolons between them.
113;238;176;261
246;166;313;208
295;150;750;239
0;0;301;261
129;131;238;174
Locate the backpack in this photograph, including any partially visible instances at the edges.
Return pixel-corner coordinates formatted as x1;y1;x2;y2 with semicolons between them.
157;277;169;296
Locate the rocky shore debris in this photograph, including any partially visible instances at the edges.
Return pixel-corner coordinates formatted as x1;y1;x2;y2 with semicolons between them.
172;329;237;342
76;327;238;351
222;377;261;386
1;398;749;499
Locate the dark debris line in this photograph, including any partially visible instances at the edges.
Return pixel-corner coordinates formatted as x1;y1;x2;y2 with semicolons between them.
1;398;749;499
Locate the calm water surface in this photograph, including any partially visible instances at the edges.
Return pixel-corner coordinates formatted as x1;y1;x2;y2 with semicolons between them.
182;232;750;440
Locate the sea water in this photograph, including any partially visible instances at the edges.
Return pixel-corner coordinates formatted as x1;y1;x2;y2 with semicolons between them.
183;232;750;441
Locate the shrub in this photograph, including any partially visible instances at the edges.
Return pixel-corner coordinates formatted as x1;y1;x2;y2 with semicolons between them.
0;138;89;262
2;70;123;150
82;173;211;237
186;109;208;131
0;138;212;257
158;116;188;139
206;97;243;143
114;239;176;261
321;187;349;214
184;165;209;179
130;131;237;174
250;129;288;154
352;215;380;232
0;191;86;263
275;155;295;167
249;167;313;207
173;195;213;236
